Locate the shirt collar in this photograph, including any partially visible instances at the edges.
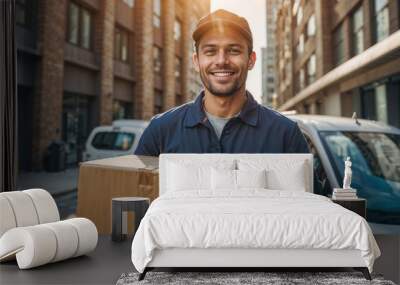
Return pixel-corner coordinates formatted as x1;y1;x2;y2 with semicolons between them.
238;91;259;126
184;90;259;127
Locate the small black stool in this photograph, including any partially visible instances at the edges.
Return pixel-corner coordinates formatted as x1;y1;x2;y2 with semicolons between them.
111;197;150;242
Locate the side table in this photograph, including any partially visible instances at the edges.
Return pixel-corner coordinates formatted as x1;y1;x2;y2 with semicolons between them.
112;197;150;242
331;197;366;218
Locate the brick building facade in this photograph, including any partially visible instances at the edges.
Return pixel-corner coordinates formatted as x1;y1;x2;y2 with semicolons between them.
261;0;279;107
16;0;209;171
275;0;400;127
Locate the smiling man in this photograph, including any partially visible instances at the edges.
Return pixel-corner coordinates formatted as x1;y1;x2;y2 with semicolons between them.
135;9;309;156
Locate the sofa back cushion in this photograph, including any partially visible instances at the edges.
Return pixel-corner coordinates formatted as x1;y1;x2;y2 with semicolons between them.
0;189;60;238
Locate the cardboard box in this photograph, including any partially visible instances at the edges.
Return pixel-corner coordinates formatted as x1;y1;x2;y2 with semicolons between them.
77;155;158;234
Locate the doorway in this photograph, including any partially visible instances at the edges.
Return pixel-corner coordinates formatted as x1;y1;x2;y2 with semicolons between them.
62;93;92;166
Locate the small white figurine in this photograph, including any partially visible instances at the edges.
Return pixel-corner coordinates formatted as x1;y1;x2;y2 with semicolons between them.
343;157;352;189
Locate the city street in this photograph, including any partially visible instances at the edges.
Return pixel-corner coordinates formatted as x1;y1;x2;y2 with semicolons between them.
17;168;79;218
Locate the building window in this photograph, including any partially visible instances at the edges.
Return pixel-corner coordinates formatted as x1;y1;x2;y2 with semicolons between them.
285;62;291;85
294;73;300;93
67;2;92;49
292;0;300;15
16;0;30;26
333;24;345;66
174;19;181;41
295;69;305;93
307;54;316;85
114;27;129;62
351;7;364;56
153;0;161;28
296;5;303;26
375;84;388;123
154;90;163;114
176;94;183;105
296;33;304;57
123;0;135;7
81;9;91;49
62;94;92;165
361;83;388;123
306;14;316;37
373;0;389;42
68;2;79;45
112;100;132;120
175;57;181;83
299;68;305;90
153;46;162;74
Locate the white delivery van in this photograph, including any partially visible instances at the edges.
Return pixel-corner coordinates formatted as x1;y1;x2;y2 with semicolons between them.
82;119;149;161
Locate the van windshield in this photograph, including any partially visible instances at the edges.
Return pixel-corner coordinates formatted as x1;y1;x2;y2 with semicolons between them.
319;131;400;224
92;132;135;151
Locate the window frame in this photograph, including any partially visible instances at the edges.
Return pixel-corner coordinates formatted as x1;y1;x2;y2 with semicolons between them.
174;18;182;42
333;23;345;66
306;54;316;85
122;0;135;8
154;90;163;114
373;0;390;43
351;6;364;56
91;131;135;151
112;99;133;120
67;1;93;50
296;33;304;58
16;0;31;27
174;56;182;83
114;26;130;62
296;4;303;26
306;14;316;38
153;46;162;74
153;0;161;28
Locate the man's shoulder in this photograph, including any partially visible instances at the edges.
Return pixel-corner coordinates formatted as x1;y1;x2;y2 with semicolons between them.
148;101;193;129
258;105;298;129
257;105;309;153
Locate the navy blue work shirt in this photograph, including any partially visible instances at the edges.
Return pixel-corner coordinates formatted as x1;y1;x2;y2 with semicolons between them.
134;91;309;156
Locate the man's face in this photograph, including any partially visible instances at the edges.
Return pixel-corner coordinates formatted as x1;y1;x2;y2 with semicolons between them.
193;28;256;97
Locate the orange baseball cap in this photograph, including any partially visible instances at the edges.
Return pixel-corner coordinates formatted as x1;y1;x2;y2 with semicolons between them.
192;9;253;52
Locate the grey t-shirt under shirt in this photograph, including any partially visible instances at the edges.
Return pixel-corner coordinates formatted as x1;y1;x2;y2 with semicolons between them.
205;111;239;140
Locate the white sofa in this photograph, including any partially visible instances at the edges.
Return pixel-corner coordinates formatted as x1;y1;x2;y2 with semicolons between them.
0;189;98;269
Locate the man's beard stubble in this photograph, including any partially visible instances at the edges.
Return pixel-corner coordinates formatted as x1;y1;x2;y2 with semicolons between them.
199;67;247;98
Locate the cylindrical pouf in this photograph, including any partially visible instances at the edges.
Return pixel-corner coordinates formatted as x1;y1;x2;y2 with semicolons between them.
0;196;17;237
42;221;79;262
23;189;60;223
64;218;98;257
0;192;39;227
0;226;57;269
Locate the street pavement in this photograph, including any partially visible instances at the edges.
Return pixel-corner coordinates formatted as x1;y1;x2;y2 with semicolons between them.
16;167;79;218
17;167;79;194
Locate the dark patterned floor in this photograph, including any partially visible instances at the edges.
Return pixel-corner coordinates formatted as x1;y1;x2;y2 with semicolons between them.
117;271;396;285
